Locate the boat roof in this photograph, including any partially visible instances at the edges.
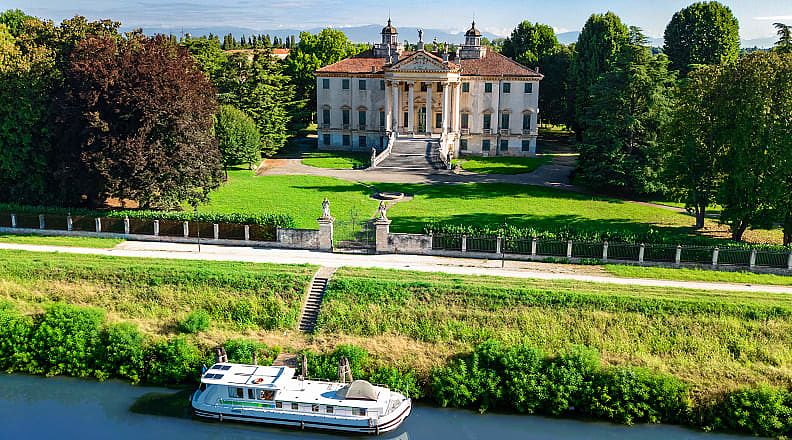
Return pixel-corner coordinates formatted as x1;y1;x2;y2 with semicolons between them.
201;363;294;389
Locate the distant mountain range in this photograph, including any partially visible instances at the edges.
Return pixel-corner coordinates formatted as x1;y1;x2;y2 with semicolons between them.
131;24;775;49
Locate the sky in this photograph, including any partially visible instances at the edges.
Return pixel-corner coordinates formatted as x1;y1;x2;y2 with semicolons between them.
0;0;789;40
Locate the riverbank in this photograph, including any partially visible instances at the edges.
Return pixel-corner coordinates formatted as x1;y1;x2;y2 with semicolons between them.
1;249;791;436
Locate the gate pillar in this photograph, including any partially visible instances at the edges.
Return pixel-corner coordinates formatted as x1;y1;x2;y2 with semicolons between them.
374;218;391;254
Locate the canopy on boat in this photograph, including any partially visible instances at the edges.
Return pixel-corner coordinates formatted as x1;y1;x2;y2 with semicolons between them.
336;380;379;401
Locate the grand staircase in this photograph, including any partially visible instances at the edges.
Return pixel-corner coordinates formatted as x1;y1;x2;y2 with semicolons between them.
374;137;445;172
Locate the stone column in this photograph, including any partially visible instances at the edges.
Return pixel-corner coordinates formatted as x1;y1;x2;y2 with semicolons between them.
182;221;189;238
124;217;130;235
317;217;334;251
454;82;462;133
385;81;392;132
38;214;45;229
528;110;539;155
392;82;400;133
425;82;433;135
441;83;449;135
213;224;219;240
374;217;391;254
407;82;415;135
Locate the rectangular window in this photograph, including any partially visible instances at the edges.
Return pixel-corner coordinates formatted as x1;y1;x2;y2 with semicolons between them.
312;404;320;413
228;387;244;398
342;79;350;89
500;139;509;151
435;113;442;129
462;82;470;93
522;140;531;151
461;113;469;129
484;82;492;93
358;79;366;90
437;83;442;92
379;80;385;90
358;110;366;126
322;78;330;89
291;402;299;410
503;82;511;93
247;389;254;399
342;109;350;125
379;111;385;128
326;406;334;414
482;140;491;151
523;113;530;130
404;112;409;126
342;135;350;146
483;114;491;130
460;138;468;150
276;401;283;409
420;83;428;92
358;136;367;147
322;109;330;124
323;134;330;145
359;408;367;416
501;113;510;130
524;83;533;93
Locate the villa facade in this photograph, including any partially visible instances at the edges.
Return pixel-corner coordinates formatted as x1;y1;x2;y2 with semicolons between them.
315;20;543;157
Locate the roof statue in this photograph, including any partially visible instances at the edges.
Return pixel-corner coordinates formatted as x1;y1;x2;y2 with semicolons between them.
418;29;423;43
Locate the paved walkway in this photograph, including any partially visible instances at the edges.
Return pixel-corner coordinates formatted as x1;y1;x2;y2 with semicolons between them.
2;241;791;294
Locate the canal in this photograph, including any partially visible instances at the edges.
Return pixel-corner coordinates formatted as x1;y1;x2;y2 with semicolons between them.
0;374;749;439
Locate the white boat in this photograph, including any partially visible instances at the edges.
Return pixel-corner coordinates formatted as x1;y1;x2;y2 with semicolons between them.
191;362;412;435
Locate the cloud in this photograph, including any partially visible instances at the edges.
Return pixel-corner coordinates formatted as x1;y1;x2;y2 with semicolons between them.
753;15;792;21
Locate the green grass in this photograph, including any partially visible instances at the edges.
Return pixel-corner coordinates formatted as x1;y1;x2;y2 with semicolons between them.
316;266;792;396
0;234;124;248
604;264;792;286
0;249;315;332
301;151;370;169
458;155;551;175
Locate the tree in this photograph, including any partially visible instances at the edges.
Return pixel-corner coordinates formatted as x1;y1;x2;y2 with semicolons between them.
537;44;573;127
774;23;792;54
570;12;631;137
216;50;295;156
0;9;29;37
215;104;261;177
501;21;558;66
661;64;726;229
181;35;227;80
575;27;675;195
663;2;740;76
54;34;222;208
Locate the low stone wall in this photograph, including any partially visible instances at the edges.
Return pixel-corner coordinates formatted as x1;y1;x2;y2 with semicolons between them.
277;228;320;249
387;233;432;253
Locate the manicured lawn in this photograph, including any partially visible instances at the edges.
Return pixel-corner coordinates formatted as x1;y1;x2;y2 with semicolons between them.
317;266;792;396
0;234;123;248
457;155;551;175
301;151;370;169
198;171;377;240
604;264;792;286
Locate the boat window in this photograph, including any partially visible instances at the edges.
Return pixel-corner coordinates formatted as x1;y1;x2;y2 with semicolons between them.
291;402;299;410
326;406;334;414
259;390;275;400
228;387;244;398
359;408;367;416
247;389;254;399
312;404;320;412
275;401;283;409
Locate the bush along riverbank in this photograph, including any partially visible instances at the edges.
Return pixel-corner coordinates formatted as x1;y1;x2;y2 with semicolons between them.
1;301;790;437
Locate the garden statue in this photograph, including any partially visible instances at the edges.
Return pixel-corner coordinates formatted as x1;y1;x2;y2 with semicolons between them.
321;198;331;218
376;200;388;220
371;147;377;167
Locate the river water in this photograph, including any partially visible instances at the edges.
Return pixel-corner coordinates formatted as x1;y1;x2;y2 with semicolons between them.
0;374;749;439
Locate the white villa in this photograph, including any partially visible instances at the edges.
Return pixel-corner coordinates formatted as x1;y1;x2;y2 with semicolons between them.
315;19;543;162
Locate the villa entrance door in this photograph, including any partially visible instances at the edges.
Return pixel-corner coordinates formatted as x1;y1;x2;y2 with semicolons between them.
417;107;426;133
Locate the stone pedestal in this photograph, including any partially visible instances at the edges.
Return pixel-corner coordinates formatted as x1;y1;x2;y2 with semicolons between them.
317;216;334;251
374;218;391;254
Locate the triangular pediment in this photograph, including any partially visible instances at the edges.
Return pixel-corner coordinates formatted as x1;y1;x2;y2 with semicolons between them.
390;50;450;72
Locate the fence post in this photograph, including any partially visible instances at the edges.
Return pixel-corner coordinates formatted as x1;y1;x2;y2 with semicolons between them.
95;217;102;233
749;249;757;268
496;236;502;254
602;241;609;261
39;214;45;229
244;225;250;241
10;213;16;228
213;224;219;240
67;215;73;232
787;252;792;271
638;244;645;263
153;220;160;237
675;245;682;266
124;217;130;235
712;247;719;266
531;237;537;256
461;235;467;252
566;240;573;258
183;221;189;238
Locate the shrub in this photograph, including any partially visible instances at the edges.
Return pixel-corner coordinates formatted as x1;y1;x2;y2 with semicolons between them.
178;309;211;334
145;337;204;385
0;305;35;372
224;338;280;365
702;386;792;437
98;322;146;383
500;344;547;414
541;346;600;416
303;344;370;382
30;303;104;378
369;366;423;399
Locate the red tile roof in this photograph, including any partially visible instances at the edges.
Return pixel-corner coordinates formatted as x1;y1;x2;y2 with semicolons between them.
316;50;387;74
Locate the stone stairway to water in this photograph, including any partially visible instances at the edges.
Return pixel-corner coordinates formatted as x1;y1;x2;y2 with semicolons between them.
297;267;336;332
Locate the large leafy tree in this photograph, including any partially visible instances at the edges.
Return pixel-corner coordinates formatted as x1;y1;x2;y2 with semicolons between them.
570;12;631;136
181;35;227;80
537;44;574;127
216;50;295;156
774;23;792;54
661;64;726;229
54;34;222;208
576;28;675;195
215;104;261;177
663;1;740;76
501;21;558;66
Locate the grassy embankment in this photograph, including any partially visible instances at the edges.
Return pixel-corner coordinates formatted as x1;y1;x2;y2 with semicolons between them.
456;155;552;175
0;234;124;248
604;264;792;286
300;151;370;169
